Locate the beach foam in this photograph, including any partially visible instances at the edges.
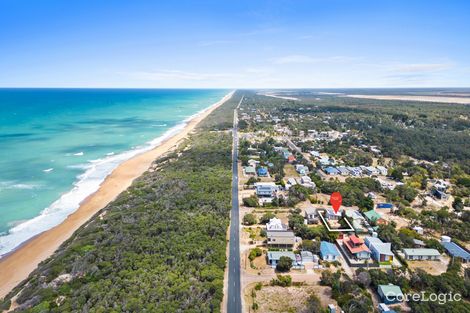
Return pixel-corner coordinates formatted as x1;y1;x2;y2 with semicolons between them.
0;119;191;257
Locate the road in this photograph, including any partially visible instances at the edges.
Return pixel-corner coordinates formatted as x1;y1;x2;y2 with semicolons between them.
284;137;326;178
227;95;243;313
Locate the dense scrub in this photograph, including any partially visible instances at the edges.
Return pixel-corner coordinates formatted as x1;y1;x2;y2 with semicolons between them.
1;93;241;312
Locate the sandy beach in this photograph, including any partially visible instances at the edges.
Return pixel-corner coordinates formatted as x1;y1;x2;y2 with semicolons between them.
0;91;234;300
345;94;470;104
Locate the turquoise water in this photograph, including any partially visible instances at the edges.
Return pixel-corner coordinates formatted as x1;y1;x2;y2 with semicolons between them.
0;89;229;256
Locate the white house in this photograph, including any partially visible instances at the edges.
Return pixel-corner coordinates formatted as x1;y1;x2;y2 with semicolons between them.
403;249;440;261
376;166;388;176
255;182;278;197
364;166;380;176
304;207;318;224
266;217;288;231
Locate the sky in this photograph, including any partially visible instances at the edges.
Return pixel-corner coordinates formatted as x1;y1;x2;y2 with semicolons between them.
0;0;469;88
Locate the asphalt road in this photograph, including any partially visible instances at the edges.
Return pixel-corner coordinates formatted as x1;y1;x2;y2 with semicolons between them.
227;96;243;313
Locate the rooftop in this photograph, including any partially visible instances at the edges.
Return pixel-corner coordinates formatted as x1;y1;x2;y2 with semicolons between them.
320;241;340;257
403;248;440;257
378;284;403;297
267;251;296;261
442;241;470;260
364;210;382;221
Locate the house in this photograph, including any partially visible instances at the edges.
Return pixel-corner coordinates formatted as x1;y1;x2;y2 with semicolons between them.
337;166;350;176
376;166;388;176
300;175;316;189
266;217;288;231
363;210;387;225
412;226;424;235
295;164;308;175
432;188;449;200
244;166;256;176
247;159;260;168
287;178;297;185
320;241;340;261
376;203;393;210
343;235;371;260
347;166;362;176
370;146;381;154
377;284;404;304
309;150;320;158
267;251;297;267
325;208;342;220
364;166;380;176
441;241;470;263
403;248;440;260
319;158;333;167
413;239;425;248
304;207;318;224
287;155;296;163
301;175;312;184
324;166;339;175
267;231;296;248
434;180;450;192
257;167;268;177
346;210;367;233
365;236;394;263
300;251;314;263
255;182;278;197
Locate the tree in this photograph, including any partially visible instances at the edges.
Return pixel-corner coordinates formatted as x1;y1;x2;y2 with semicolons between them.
248;248;262;261
306;293;323;313
452;197;464;212
288;213;305;231
356;271;371;288
259;212;275;224
243;213;257;225
243;195;259;207
271;274;292;287
246;176;258;185
301;239;320;254
276;256;292;272
390;168;404;181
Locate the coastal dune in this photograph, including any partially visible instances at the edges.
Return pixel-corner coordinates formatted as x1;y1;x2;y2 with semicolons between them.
0;91;234;299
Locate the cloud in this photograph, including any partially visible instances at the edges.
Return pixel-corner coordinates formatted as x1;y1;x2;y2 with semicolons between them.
271;54;357;65
391;63;453;73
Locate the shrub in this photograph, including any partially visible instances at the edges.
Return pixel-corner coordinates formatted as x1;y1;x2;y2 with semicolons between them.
243;195;259;207
243;213;257;225
275;256;292;272
270;274;292;287
248;248;263;261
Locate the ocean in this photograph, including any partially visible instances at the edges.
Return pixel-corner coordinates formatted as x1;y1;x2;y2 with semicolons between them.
0;88;229;257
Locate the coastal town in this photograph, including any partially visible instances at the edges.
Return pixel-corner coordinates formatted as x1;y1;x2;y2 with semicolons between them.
233;92;470;313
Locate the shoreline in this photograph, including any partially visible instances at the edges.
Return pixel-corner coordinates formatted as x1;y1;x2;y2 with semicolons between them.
0;90;234;299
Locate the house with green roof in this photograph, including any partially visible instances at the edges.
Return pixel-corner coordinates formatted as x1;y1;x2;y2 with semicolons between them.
363;210;387;225
378;284;404;304
403;248;440;261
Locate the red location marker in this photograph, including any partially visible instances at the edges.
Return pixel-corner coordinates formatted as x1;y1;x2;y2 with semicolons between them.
330;192;342;213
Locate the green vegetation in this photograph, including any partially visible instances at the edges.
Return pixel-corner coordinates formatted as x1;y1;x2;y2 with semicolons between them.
270;274;292;287
0;92;244;312
243;213;257;225
364;260;470;313
248;248;263;261
275;256;293;272
320;270;373;312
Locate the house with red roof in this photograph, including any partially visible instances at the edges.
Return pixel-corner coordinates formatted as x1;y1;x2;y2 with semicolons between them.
343;235;371;260
287;155;296;163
